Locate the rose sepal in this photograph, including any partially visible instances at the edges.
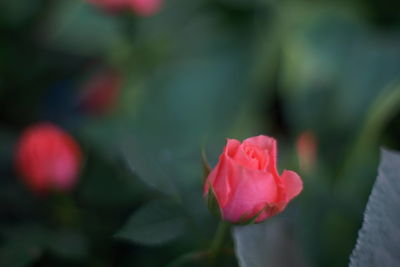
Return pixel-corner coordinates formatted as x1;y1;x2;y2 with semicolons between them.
234;204;267;225
202;149;222;218
206;181;222;219
201;148;211;181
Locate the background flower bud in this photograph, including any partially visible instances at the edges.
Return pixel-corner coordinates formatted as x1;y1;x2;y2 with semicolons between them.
78;68;122;115
129;0;163;16
296;131;317;173
204;135;303;224
15;123;82;194
86;0;162;16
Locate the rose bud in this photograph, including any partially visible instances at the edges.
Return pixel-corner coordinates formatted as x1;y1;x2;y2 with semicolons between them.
15;123;82;194
204;135;303;224
86;0;162;16
296;131;317;173
78;68;122;115
128;0;163;16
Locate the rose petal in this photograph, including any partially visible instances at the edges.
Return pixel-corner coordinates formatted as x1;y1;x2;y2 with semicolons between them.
129;0;162;16
206;157;230;207
224;139;241;158
204;139;241;206
244;135;279;174
281;170;303;201
233;144;265;170
221;166;278;222
243;135;276;155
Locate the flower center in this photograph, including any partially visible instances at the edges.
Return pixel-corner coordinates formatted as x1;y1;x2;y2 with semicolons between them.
243;145;268;170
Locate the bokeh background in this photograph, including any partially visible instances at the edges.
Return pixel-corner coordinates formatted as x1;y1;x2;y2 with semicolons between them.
1;0;400;266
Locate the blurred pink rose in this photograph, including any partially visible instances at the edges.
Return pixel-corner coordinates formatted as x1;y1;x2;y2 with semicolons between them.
204;135;303;224
15;123;82;194
296;131;317;173
87;0;162;16
78;68;122;115
129;0;162;16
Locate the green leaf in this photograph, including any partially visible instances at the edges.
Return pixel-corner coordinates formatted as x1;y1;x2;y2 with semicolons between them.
122;136;180;197
47;230;88;260
0;0;40;26
115;199;186;246
0;226;88;264
0;242;42;267
349;149;400;267
0;225;48;267
43;0;122;55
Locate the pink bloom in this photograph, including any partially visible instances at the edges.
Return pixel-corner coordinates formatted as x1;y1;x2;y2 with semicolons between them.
296;131;317;173
78;68;121;115
204;135;303;224
15;123;82;194
128;0;162;16
87;0;162;16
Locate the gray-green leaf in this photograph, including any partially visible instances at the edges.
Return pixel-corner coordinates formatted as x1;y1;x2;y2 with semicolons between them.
349;149;400;267
233;219;308;267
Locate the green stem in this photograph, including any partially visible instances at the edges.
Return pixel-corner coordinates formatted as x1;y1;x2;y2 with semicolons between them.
209;221;230;264
50;193;81;228
336;82;400;182
166;221;231;267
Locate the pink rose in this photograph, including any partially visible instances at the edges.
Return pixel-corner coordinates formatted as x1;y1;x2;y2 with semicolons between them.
15;123;82;194
204;135;303;224
86;0;162;16
128;0;162;16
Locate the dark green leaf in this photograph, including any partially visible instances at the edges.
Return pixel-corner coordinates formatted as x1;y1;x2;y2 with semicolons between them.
47;230;88;260
115;199;186;246
44;0;122;55
0;225;48;267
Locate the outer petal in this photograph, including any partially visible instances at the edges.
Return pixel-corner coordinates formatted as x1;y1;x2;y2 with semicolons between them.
221;163;278;223
204;157;231;207
281;170;303;202
204;139;241;206
224;139;241;158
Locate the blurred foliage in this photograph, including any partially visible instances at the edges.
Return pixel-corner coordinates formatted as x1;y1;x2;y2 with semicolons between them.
0;0;400;266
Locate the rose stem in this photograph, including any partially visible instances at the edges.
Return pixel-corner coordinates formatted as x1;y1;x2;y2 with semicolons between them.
209;221;231;264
